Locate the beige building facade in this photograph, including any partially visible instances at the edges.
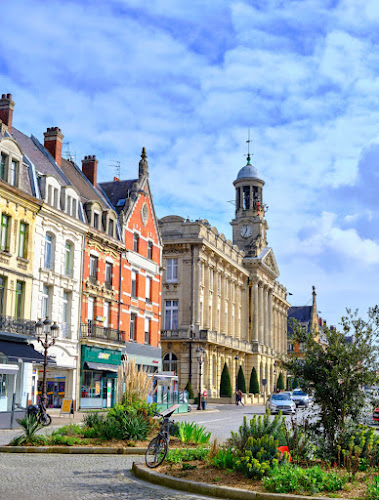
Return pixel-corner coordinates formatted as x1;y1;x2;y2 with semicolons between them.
160;154;290;398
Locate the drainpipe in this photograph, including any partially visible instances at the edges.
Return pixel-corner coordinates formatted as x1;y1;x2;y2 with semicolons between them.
189;244;194;384
118;251;123;338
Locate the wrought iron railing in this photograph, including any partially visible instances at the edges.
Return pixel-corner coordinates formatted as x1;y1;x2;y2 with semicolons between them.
80;322;126;344
0;315;36;336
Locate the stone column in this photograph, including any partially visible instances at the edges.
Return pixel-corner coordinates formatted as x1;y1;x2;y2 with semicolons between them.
268;289;273;349
252;282;259;342
264;284;269;346
258;282;264;345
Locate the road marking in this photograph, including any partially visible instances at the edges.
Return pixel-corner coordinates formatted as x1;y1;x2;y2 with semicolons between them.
195;417;235;424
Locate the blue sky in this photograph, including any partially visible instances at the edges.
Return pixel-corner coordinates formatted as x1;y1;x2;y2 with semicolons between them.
1;0;379;327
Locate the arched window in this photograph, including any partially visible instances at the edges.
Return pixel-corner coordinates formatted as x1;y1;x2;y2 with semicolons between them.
163;352;178;373
65;241;73;276
44;233;54;270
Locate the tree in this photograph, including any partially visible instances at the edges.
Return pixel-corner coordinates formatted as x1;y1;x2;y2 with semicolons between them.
249;367;260;394
277;372;285;391
185;381;195;399
282;309;379;459
237;366;247;393
220;363;232;397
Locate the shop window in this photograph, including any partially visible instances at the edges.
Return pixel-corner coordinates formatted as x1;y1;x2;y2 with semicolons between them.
9;159;18;187
105;262;112;289
147;241;153;259
146;276;152;303
164;300;178;330
131;270;137;298
130;313;137;341
81;371;102;399
144;318;150;344
163;352;177;373
166;258;178;282
0;214;10;252
15;281;24;319
0;152;8;181
18;222;28;259
62;291;71;338
65;241;73;276
44;233;54;269
89;255;98;282
133;233;139;252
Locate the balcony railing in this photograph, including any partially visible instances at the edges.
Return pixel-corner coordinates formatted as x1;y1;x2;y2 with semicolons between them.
0;315;37;336
80;322;126;344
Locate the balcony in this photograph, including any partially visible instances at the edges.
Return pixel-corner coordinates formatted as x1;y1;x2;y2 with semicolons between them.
0;315;37;336
80;322;126;344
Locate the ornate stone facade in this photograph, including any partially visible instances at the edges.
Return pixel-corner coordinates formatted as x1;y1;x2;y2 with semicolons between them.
160;155;290;398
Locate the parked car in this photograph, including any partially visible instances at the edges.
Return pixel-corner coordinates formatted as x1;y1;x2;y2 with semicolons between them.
266;393;296;414
291;389;310;408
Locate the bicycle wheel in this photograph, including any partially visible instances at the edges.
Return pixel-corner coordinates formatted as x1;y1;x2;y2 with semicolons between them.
145;435;168;468
40;413;52;426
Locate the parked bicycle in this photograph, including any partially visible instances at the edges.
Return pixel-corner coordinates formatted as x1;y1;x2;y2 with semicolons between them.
145;407;177;468
27;401;52;426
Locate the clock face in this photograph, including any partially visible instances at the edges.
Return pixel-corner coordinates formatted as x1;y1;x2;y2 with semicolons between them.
240;225;252;238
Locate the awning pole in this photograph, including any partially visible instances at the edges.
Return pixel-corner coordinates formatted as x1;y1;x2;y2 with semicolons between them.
10;372;18;429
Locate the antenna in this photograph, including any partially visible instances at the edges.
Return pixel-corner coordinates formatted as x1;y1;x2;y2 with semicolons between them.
63;141;76;162
109;160;121;179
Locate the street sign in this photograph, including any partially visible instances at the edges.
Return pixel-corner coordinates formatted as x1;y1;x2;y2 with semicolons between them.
262;379;267;386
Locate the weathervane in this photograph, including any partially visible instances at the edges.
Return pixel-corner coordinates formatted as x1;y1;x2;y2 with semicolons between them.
246;128;252;164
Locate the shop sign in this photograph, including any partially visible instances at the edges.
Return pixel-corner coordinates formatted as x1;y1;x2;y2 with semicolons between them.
61;398;73;415
98;353;110;360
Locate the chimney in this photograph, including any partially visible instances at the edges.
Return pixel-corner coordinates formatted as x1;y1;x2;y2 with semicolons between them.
44;127;64;167
0;94;15;133
82;155;98;185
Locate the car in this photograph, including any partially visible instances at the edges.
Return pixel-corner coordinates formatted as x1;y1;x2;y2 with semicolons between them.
291;389;310;408
266;393;296;414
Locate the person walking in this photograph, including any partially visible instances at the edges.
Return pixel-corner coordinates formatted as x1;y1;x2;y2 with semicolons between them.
237;389;245;406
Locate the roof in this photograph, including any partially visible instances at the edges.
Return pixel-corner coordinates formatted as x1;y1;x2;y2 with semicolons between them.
288;306;312;323
236;161;262;181
100;179;138;213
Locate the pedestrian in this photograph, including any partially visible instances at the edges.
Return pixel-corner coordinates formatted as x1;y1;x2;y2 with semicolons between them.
235;390;240;406
238;389;245;406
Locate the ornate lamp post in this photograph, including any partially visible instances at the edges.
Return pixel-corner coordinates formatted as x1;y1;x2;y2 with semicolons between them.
35;317;59;408
196;347;205;411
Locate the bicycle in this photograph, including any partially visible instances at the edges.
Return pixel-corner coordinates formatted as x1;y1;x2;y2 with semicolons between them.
145;407;177;468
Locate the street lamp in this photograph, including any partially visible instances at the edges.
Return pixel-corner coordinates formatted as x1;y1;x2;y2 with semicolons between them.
196;347;205;411
36;317;59;408
234;355;239;393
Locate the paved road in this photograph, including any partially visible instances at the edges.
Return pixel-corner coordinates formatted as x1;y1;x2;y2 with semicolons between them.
0;454;216;500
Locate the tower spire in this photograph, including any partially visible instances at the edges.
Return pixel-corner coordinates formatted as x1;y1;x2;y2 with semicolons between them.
139;147;149;178
246;129;252;164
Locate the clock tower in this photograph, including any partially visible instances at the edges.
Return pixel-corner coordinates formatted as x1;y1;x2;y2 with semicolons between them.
231;154;268;256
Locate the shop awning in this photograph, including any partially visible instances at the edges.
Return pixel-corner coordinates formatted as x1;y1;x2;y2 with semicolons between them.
0;363;19;374
85;361;119;373
0;340;53;364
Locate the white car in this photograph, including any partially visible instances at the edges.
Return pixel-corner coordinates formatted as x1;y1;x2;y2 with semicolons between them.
291;389;310;408
266;393;296;414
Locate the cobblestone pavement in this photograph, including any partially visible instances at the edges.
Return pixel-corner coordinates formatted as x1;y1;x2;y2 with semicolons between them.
0;454;218;500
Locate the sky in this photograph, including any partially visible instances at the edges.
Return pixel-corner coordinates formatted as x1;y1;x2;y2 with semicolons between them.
1;0;378;328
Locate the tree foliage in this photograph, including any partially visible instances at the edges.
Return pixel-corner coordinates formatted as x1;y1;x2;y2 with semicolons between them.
277;372;285;391
237;366;247;393
250;367;260;394
282;309;379;459
185;381;195;399
220;363;232;397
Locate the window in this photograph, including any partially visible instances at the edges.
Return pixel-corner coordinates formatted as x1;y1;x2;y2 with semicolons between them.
105;262;112;289
87;296;94;322
0;215;10;252
164;300;178;330
41;284;50;319
108;219;114;237
131;270;137;298
62;291;71;338
81;371;102;399
89;255;98;282
209;268;213;289
145;276;152;302
166;258;178;282
93;212;99;229
72;198;77;218
133;233;139;252
163;352;177;373
144;318;150;344
147;241;153;259
243;186;250;209
66;196;71;216
104;301;111;328
18;222;28;259
9;159;18;187
47;185;52;205
15;281;24;319
0;276;6;314
53;188;58;208
0;152;8;181
130;313;137;341
65;242;73;276
44;233;53;269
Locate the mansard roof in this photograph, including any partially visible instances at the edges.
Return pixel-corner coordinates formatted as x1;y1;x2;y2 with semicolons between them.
100;179;138;214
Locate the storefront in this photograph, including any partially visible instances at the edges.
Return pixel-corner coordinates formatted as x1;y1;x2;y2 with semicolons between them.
122;342;162;373
80;345;121;409
36;369;68;408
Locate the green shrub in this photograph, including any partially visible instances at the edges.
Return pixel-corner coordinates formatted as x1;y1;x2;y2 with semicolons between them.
209;447;236;470
185;381;195;399
249;367;259;395
177;421;211;445
277;373;285;391
263;463;348;494
367;475;379;500
237;366;246;393
52;424;82;437
234;435;281;479
9;415;42;445
82;412;105;428
166;447;210;464
229;412;285;450
282;415;314;463
220;363;232;397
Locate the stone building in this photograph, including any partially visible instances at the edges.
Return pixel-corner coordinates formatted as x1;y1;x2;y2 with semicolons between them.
160;154;290;398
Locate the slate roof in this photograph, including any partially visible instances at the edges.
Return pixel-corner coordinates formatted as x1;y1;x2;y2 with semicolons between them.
100;179;138;213
287;306;312;337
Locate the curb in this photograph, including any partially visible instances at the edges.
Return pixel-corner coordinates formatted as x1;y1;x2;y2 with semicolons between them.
0;445;146;454
132;463;352;500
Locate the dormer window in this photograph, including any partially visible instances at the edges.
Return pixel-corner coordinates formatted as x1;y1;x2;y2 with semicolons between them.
108;219;114;238
0;153;8;181
93;212;100;229
10;159;18;187
72;199;77;218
